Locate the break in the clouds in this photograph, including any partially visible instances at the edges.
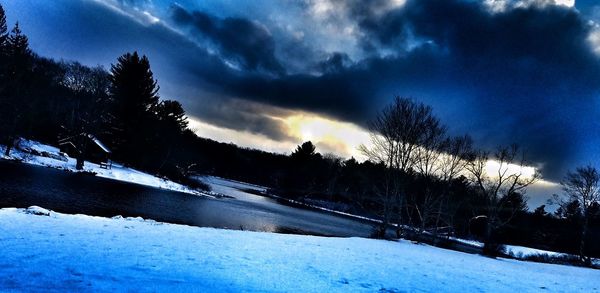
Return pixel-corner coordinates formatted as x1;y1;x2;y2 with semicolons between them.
5;0;600;180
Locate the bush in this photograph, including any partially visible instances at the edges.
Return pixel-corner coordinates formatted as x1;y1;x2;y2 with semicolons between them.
521;253;596;268
158;164;211;192
482;242;506;257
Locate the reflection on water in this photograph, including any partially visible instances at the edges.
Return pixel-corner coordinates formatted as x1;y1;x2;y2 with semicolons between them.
0;161;377;237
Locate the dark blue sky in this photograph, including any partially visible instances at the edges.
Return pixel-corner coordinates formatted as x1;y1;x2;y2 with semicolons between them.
4;0;600;180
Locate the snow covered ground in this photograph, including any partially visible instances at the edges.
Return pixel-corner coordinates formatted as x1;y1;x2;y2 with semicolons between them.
2;207;596;292
0;139;205;196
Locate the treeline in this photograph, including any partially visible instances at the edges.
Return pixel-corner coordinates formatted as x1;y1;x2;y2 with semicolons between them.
0;4;598;264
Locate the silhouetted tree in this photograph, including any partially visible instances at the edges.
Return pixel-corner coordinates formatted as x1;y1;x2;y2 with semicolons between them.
0;4;10;145
0;4;8;88
291;141;317;160
434;135;474;237
561;165;600;265
411;116;446;234
156;100;188;133
533;204;548;217
109;51;160;166
360;97;446;237
281;141;325;195
466;145;539;256
1;22;32;155
555;199;582;220
153;99;189;171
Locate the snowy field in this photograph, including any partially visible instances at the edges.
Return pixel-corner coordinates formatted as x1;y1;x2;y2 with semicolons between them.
1;207;598;292
0;139;205;196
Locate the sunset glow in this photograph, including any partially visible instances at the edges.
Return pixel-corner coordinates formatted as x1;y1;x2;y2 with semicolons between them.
283;114;370;158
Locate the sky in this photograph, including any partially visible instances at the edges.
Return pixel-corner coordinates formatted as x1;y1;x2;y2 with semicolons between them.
3;0;600;185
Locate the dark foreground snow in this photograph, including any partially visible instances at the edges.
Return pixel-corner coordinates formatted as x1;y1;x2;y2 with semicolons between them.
0;207;598;292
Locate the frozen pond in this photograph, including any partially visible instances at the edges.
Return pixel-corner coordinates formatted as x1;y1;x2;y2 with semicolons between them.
0;160;379;237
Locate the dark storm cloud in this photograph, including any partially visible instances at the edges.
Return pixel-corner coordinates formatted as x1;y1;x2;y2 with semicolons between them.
190;98;296;142
350;0;600;179
172;0;600;179
171;5;285;75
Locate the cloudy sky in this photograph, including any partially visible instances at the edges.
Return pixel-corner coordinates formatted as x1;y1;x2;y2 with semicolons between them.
4;0;600;184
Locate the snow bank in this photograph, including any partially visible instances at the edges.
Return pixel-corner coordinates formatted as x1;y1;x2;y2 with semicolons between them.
2;139;206;196
506;245;567;258
451;237;581;259
23;206;54;216
1;207;597;292
202;176;268;194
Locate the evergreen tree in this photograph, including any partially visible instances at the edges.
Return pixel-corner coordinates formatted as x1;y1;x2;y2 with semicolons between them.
291;141;318;161
156;100;188;133
1;22;32;155
109;51;160;166
555;200;582;220
0;3;9;97
110;52;159;115
0;4;8;56
6;22;32;90
7;22;31;67
533;204;548;217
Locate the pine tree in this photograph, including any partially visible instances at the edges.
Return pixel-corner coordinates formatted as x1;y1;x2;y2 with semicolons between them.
7;22;32;84
0;4;10;90
0;4;9;153
533;205;548;217
109;51;160;166
110;51;159;115
156;100;188;132
291;141;317;160
8;22;31;61
1;22;32;156
0;4;8;50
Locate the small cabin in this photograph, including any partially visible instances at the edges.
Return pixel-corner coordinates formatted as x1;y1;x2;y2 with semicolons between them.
58;134;112;169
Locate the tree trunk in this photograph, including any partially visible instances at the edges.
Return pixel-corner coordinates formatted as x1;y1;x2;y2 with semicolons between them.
4;137;14;156
75;137;87;170
4;144;11;156
580;216;591;266
432;199;444;245
377;216;388;239
76;156;85;170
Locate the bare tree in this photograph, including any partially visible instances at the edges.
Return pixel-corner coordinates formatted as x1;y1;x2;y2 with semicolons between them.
431;135;474;238
414;121;447;178
561;165;600;265
465;144;539;255
59;62;111;169
360;96;443;237
411;119;446;234
410;135;474;239
440;135;473;182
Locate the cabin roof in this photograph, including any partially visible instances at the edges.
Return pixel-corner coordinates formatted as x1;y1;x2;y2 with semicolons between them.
87;134;111;154
58;133;111;154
